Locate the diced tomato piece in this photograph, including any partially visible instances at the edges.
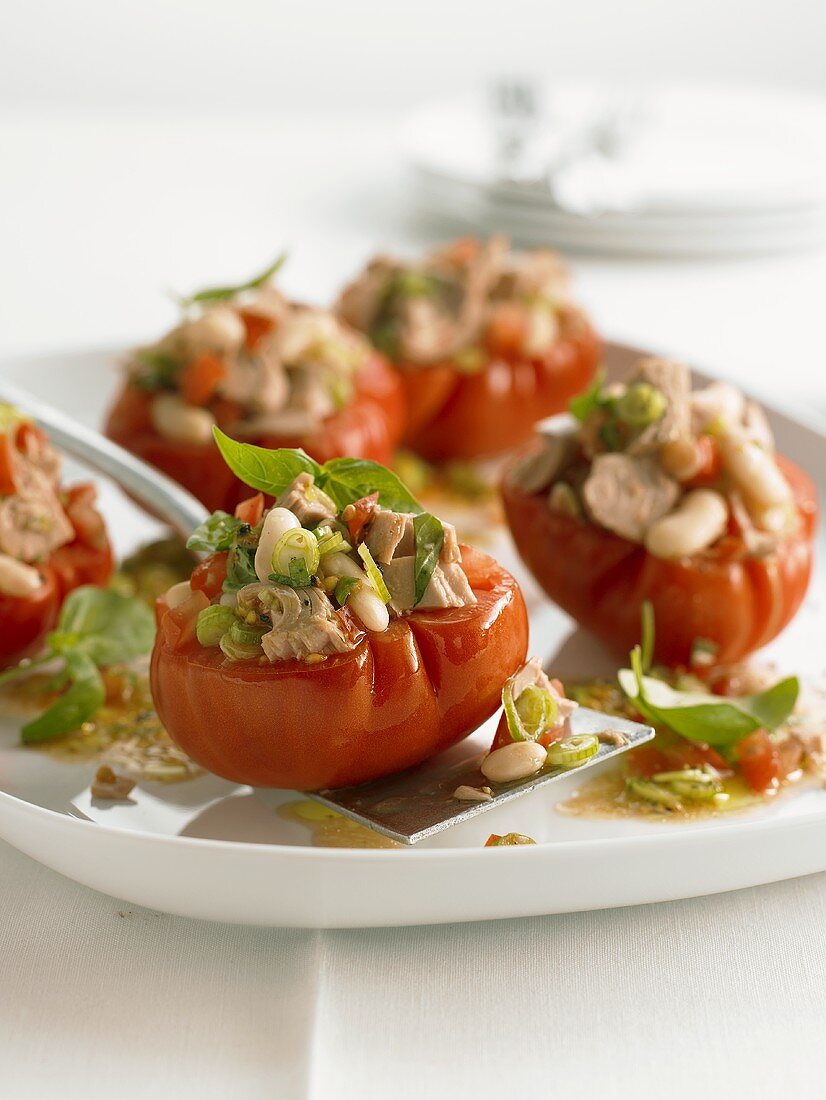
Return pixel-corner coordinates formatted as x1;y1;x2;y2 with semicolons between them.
210;397;244;427
484;303;528;359
737;730;783;793
664;741;730;773
685;435;722;488
15;421;47;456
0;435;18;495
345;492;379;544
159;589;210;652
179;354;226;407
63;483;108;549
238;309;276;351
625;744;673;778
190;552;228;600
234;492;264;526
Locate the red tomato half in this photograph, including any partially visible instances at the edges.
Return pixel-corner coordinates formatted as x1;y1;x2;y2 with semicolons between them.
104;352;406;513
150;546;529;789
0;483;113;669
502;449;817;667
398;314;600;462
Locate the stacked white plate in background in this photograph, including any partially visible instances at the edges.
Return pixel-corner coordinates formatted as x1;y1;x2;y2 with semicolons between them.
403;84;826;257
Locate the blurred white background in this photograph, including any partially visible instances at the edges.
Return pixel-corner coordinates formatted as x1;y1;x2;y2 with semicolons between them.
2;0;826;404
4;0;826;112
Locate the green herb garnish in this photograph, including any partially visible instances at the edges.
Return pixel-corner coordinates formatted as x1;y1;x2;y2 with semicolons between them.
618;603;799;749
186;511;245;554
334;576;360;606
213;431;423;515
180;254;287;306
0;587;155;743
224;545;258;591
412;512;444;606
569;368;606;422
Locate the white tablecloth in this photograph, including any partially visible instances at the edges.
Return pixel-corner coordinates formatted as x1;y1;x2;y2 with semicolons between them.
1;106;825;1099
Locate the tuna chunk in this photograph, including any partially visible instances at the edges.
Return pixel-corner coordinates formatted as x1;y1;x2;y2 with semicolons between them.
583;454;679;543
276;473;338;528
0;492;74;563
364;510;414;564
382;557;476;614
440;520;462;564
626;358;691;455
261;585;353;661
512;419;577;495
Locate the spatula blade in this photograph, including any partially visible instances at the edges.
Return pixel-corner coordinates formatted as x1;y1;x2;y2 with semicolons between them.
309;707;654;844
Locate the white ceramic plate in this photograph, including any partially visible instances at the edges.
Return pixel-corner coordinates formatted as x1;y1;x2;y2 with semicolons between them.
0;343;823;928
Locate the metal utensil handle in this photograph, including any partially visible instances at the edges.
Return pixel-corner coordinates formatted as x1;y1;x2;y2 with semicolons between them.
0;380;208;537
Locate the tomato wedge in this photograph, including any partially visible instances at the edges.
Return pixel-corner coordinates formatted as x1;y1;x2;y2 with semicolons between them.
150;546;528;790
737;730;783;793
502;448;817;667
105;351;406;512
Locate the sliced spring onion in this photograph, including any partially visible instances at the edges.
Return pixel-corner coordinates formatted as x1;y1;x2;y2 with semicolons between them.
651;766;723;803
229;619;267;647
616;381;667;427
545;734;599;769
335;575;360;606
626;776;683;811
503;683;558;742
271;528;319;585
195;604;237;647
315;526;351;557
357;544;391;604
219;632;264;662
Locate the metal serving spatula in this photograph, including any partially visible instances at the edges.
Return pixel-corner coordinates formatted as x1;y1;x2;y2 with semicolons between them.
310;708;654;844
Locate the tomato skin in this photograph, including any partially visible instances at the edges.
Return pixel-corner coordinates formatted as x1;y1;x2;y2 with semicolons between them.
502;448;817;667
104;352;406;512
0;484;113;669
150;546;529;789
737;730;783;793
397;313;600;462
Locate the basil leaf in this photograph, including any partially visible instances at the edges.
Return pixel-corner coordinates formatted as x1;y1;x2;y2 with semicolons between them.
132;349;180;390
319;458;423;514
618;652;799;748
181;254;287;306
334;576;360;606
48;587;155;668
213;430;321;496
569;368;606;422
186;510;244;553
412;512;444;606
224;545;258;591
21;652;105;744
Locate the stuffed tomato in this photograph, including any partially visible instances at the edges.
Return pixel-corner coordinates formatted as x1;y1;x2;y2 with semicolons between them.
502;358;817;667
105;259;405;512
0;407;113;668
337;235;600;462
150;441;528;789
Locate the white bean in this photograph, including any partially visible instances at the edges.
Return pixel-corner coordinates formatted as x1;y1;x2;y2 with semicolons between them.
0;553;42;597
717;429;792;508
523;305;559;357
168;306;246;359
255;507;300;583
691;382;745;432
164;580;193;609
645;489;728;560
319;550;389;632
151;394;215;445
481;741;547;784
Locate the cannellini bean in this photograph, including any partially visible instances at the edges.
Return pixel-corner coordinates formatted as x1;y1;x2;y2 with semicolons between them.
0;553;42;597
319;550;389;632
644;490;728;560
164;580;193;609
717;429;792;508
691;382;745;432
660;437;703;481
167;306;246;359
481;741;547;784
255;507;300;583
151;394;215;445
